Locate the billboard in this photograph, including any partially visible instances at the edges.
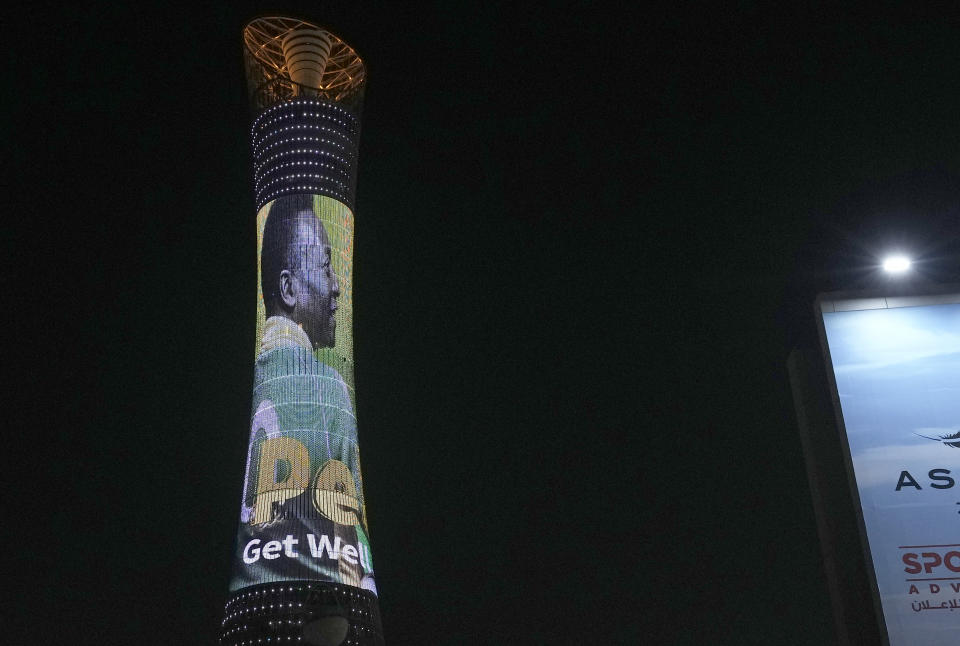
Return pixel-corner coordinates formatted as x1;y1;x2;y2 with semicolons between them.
818;291;960;645
229;193;375;594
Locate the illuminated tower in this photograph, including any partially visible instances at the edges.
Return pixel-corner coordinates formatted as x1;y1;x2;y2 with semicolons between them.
220;17;383;646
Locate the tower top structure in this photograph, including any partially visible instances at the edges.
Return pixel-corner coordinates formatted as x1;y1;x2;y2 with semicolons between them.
243;17;366;113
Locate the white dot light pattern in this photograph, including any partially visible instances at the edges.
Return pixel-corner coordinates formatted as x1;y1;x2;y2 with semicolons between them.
219;583;382;645
252;99;361;210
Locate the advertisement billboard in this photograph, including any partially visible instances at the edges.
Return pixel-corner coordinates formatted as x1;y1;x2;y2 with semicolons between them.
229;193;375;594
818;291;960;645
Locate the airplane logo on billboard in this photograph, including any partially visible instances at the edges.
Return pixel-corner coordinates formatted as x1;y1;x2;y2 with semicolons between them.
915;431;960;449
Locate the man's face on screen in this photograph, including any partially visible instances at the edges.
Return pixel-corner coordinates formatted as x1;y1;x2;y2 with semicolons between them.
292;213;340;349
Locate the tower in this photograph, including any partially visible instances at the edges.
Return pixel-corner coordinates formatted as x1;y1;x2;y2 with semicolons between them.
220;17;383;646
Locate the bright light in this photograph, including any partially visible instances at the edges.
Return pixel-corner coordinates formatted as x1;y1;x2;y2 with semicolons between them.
882;255;912;274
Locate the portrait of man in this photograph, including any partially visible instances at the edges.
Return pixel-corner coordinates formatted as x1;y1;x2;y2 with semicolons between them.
259;192;341;353
231;194;374;594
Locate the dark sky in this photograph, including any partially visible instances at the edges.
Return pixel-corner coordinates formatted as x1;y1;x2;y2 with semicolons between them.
11;2;960;644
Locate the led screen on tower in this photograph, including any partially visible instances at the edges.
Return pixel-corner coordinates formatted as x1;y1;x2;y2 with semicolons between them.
229;193;375;594
819;293;959;646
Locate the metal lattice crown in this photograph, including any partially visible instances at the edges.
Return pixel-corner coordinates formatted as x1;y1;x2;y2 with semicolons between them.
243;17;366;112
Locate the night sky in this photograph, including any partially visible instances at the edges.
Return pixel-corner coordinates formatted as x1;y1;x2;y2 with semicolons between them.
11;3;960;644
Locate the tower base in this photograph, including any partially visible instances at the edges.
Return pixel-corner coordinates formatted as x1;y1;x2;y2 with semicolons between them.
220;582;383;646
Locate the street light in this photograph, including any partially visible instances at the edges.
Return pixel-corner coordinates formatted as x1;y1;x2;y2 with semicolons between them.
882;255;911;274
